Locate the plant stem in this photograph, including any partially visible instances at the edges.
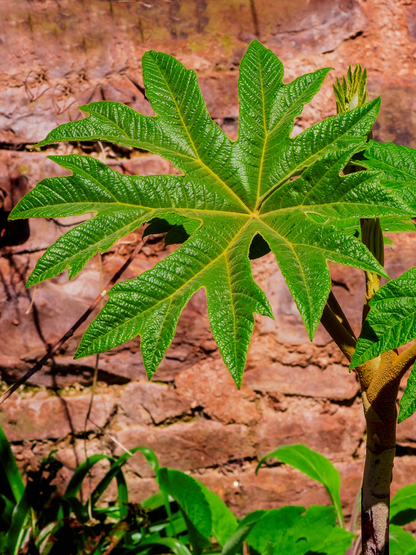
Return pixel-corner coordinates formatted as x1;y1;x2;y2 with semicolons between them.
360;218;383;324
320;227;397;554
330;66;399;554
327;290;356;339
320;302;356;362
362;415;396;555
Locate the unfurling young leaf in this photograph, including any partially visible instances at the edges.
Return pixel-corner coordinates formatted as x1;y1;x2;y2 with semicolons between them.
10;41;412;387
333;64;369;114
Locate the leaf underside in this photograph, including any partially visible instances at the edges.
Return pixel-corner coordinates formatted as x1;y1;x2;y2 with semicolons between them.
11;40;412;386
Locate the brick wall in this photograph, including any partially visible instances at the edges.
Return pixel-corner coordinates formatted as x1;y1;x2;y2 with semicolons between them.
1;0;416;519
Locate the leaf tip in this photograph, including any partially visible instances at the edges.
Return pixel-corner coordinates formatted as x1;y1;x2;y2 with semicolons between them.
306;321;319;343
142;49;158;63
350;350;366;370
145;367;157;381
77;103;92;114
25;273;39;289
73;346;87;360
45;154;67;169
234;376;243;390
8;206;19;221
369;96;381;114
254;459;264;476
377;266;390;280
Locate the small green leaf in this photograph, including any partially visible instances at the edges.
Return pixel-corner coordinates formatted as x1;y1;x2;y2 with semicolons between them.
308;526;354;555
256;444;343;527
200;486;238;547
391;483;416;525
158;469;212;541
182;514;211;555
352;267;416;368
4;489;31;555
63;454;114;500
0;495;15;526
247;505;336;555
0;424;24;504
399;363;416;424
221;511;267;555
87;446;159;519
141;491;166;511
389;524;416;555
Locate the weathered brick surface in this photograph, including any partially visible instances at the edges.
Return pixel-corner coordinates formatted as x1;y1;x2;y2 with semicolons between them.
1;0;416;522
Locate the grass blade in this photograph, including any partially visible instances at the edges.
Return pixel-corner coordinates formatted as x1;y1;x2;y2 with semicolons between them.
0;424;24;503
4;489;31;555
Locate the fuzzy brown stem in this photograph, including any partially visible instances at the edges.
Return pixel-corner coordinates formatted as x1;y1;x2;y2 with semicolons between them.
392;342;416;379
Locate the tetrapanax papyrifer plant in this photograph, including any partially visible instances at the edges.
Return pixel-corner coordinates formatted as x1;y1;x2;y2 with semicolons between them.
8;41;416;555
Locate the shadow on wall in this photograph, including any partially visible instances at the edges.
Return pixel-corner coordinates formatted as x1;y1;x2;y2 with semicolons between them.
0;177;30;249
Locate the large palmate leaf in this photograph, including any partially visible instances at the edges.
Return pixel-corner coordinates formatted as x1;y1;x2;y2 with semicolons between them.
11;41;412;386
